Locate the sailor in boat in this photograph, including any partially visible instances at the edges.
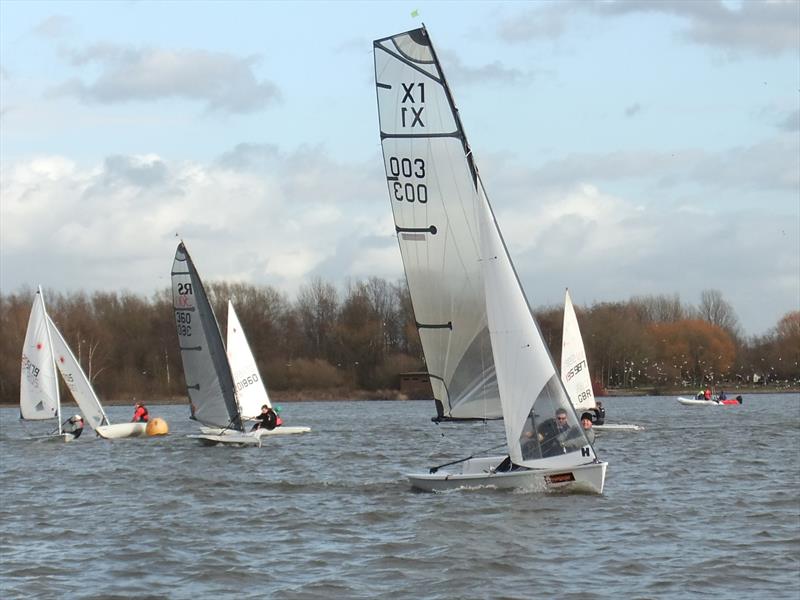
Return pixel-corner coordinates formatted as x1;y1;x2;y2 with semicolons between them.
718;389;727;401
64;414;84;439
131;402;149;423
251;405;278;431
495;407;589;472
579;412;596;445
589;400;606;425
533;407;577;457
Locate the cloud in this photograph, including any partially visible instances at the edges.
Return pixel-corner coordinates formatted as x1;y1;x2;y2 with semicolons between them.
778;109;800;132
492;182;799;336
437;50;532;86
32;15;73;39
0;146;393;301
597;0;800;57
624;103;642;118
47;43;281;114
503;138;799;194
498;0;800;56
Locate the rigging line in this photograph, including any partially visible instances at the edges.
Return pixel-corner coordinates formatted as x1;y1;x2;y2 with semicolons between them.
428;442;507;474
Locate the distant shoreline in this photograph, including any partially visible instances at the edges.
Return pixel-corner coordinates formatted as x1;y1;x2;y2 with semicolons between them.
2;385;797;407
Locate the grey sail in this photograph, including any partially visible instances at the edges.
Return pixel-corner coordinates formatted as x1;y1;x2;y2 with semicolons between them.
171;242;242;431
374;27;501;420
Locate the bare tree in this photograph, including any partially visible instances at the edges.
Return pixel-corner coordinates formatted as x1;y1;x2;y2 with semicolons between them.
698;289;741;337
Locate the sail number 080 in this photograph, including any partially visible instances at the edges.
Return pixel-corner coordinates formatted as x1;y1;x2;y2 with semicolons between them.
389;157;427;204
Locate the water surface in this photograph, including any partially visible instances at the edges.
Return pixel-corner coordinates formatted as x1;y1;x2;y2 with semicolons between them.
1;394;798;599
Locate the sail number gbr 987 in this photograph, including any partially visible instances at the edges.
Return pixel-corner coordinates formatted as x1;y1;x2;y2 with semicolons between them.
388;157;427;203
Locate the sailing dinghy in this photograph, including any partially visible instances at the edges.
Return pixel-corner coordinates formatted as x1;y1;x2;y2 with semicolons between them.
47;315;148;439
172;243;308;446
20;287;71;442
374;26;606;493
198;301;310;437
561;289;642;432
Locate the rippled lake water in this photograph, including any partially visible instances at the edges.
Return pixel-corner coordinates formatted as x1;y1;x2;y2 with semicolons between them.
1;393;798;599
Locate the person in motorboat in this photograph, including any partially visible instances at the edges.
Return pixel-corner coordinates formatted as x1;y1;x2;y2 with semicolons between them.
64;414;84;439
703;387;713;401
590;400;606;425
718;389;727;401
131;402;149;422
251;404;278;431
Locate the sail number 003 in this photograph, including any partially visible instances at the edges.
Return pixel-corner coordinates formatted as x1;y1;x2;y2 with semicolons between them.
389;157;427;203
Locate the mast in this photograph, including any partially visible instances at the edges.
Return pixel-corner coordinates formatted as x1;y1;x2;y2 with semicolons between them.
40;286;62;435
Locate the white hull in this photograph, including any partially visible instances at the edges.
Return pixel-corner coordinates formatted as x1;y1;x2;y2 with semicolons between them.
678;397;724;406
593;423;643;431
95;423;148;439
200;425;311;436
407;456;607;494
187;432;262;447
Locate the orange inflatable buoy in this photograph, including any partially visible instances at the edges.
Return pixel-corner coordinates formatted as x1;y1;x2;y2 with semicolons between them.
146;417;169;436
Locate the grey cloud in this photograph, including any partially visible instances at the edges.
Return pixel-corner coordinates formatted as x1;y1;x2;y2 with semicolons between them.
495;139;798;195
216;143;283;171
48;44;281;114
497;0;799;56
83;155;169;196
624;103;642;118
438;50;530;86
32;15;73;39
778;109;800;132
597;0;800;57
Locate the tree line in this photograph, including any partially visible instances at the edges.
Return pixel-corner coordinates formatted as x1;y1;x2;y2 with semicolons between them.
1;280;797;403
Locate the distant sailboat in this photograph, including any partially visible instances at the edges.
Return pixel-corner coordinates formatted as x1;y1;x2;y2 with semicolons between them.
20;287;68;441
47;315;150;439
172;242;308;446
561;289;642;431
223;301;310;435
374;26;606;493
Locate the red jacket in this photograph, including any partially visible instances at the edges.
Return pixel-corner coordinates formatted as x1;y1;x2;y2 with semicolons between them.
133;406;149;422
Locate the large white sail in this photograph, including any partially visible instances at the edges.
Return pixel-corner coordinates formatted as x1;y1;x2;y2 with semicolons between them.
374;27;500;420
171;242;243;431
561;289;596;414
47;315;109;431
226;301;271;420
478;183;597;468
20;287;60;424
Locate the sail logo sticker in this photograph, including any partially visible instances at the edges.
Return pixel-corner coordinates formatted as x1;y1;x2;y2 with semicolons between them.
546;472;575;485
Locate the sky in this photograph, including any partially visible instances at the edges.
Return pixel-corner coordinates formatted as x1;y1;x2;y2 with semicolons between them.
1;0;798;337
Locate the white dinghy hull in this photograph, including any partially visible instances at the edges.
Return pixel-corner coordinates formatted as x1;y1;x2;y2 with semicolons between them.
187;432;262;447
408;456;607;494
199;425;311;437
678;397;722;406
95;423;148;439
594;423;643;432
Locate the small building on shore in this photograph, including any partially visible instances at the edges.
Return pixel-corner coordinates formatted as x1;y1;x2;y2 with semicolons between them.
399;372;433;400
